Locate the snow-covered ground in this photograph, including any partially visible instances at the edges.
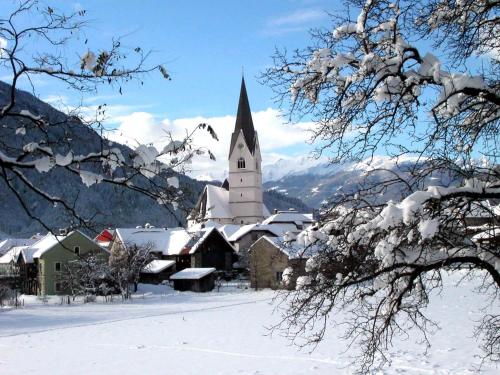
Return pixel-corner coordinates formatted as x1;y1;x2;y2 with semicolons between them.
0;273;498;375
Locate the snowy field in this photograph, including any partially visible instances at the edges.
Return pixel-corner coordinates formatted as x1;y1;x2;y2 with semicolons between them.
0;273;498;375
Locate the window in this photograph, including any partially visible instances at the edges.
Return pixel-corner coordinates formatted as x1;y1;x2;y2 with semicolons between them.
54;282;62;292
237;157;245;169
276;272;283;282
74;246;80;255
54;262;61;272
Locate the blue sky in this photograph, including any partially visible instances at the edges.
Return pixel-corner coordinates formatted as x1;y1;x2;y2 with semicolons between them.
2;0;337;117
1;0;342;179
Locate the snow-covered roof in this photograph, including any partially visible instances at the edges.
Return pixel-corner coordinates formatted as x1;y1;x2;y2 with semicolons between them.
472;227;500;242
467;200;500;218
170;267;216;280
141;260;175;274
186;228;213;254
20;246;39;263
1;231;105;262
227;224;286;242
258;236;319;259
115;227;192;256
218;224;242;240
187;227;235;254
0;238;38;256
0;246;27;264
262;212;315;227
193;185;271;221
205;185;233;219
32;234;63;258
188;219;222;232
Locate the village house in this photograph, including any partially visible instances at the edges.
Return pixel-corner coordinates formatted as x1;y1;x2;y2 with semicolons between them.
226;223;285;269
248;236;314;290
0;230;108;295
111;226;236;275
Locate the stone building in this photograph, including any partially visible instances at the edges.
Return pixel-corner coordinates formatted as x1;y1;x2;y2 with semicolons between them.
248;236;310;290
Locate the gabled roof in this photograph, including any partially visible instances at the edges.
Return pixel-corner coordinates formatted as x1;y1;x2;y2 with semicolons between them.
0;238;38;256
0;246;27;264
95;229;114;242
115;227;192;256
186;227;235;254
0;231;104;263
170;267;216;280
218;224;242;240
32;234;63;258
227;223;286;242
205;185;233;219
257;236;319;259
229;77;257;156
141;260;175;274
262;211;315;226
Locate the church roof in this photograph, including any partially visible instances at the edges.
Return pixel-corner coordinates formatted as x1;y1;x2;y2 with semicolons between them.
229;77;257;156
189;184;270;223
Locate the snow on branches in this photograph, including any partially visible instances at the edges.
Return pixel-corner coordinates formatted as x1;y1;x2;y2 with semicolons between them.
264;0;500;371
264;0;499;165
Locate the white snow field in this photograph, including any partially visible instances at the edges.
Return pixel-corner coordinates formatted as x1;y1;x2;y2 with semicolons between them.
0;273;498;375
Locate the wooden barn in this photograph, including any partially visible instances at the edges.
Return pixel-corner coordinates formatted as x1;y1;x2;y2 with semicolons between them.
170;268;216;292
140;260;176;284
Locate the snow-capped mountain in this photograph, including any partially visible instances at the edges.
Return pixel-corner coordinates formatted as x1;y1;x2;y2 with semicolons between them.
261;156;331;182
263;155;453;209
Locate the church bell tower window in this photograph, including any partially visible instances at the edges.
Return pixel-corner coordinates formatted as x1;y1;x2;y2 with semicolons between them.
237;157;246;169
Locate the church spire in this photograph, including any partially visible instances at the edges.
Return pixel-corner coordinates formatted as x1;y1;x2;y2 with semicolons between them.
230;77;256;156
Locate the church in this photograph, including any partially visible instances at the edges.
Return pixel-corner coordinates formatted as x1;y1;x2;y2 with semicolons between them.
188;78;271;226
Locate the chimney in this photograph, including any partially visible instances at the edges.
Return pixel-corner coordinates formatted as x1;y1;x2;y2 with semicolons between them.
273;209;278;214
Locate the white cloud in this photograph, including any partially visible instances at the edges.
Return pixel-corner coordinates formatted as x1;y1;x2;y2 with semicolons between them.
265;9;327;34
269;9;326;27
105;108;316;181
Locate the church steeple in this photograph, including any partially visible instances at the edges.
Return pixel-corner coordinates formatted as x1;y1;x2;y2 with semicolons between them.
229;77;256;157
227;77;264;225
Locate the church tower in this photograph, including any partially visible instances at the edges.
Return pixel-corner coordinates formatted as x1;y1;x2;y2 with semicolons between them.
228;78;264;224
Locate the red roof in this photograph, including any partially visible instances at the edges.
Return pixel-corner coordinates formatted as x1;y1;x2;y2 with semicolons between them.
95;229;114;242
